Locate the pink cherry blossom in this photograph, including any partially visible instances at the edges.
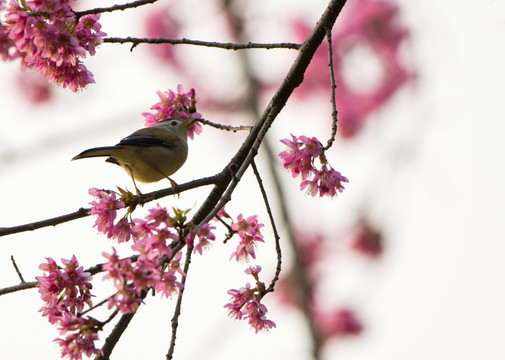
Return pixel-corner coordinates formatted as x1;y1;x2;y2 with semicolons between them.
145;204;171;227
224;283;255;320
169;252;187;277
36;255;100;360
101;205;189;312
108;218;133;243
224;267;276;333
142;85;203;139
155;268;183;298
245;265;262;278
54;314;103;360
230;214;265;262
191;223;216;255
36;255;93;324
279;134;322;180
300;166;348;197
3;0;106;91
279;136;348;198
243;299;276;333
88;188;125;235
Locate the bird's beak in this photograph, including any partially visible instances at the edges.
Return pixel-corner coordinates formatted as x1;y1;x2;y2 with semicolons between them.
185;118;199;127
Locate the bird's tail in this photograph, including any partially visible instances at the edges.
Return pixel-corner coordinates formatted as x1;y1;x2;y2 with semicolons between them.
72;146;119;161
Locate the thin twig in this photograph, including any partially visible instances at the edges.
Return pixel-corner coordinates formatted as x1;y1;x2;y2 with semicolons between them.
166;249;192;360
104;37;301;51
78;296;113;317
199;118;253;132
74;0;159;18
323;27;339;150
10;255;25;283
214;215;235;243
250;161;281;294
101;309;120;327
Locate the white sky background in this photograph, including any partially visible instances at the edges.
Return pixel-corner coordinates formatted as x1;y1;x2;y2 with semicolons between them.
1;0;505;359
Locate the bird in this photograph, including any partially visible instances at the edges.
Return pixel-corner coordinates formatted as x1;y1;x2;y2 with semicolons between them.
72;118;195;195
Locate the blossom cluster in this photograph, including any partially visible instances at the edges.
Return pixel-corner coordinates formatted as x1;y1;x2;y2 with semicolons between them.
187;222;217;255
36;256;102;360
88;188;128;240
88;196;274;333
87;188;221;313
2;0;106;91
221;213;276;333
224;266;276;333
230;214;264;261
87;194;184;312
143;85;203;139
279;134;348;197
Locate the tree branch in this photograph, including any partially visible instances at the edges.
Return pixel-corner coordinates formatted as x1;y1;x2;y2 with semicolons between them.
103;37;301;51
0;174;219;237
0;281;38;296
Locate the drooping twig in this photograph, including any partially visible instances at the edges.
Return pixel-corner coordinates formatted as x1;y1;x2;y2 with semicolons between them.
323;27;339;151
104;37;301;51
250;160;282;294
166;248;192;360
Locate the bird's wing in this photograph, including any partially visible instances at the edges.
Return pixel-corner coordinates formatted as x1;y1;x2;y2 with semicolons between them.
116;127;177;149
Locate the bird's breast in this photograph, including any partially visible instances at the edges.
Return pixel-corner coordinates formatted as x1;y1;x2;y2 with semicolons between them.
123;140;188;183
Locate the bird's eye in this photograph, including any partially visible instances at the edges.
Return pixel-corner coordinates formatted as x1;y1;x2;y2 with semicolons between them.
170;120;178;126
